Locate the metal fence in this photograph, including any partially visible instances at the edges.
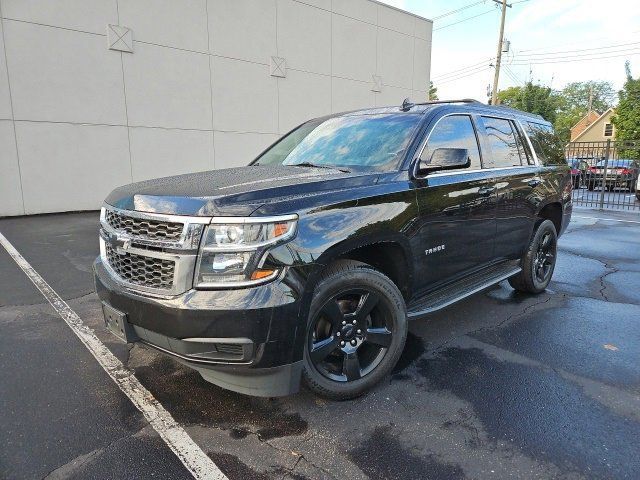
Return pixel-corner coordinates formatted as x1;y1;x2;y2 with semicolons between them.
565;140;640;211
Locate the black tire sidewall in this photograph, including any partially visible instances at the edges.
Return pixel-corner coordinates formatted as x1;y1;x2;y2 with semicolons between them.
526;220;557;292
302;262;407;400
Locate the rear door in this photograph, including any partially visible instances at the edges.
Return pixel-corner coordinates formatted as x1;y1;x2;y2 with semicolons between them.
477;115;539;260
411;113;497;293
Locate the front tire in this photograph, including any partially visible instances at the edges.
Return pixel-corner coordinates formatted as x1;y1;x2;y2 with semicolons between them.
302;260;407;400
508;219;558;294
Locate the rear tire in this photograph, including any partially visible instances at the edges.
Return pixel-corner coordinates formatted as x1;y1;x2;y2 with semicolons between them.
302;260;407;400
508;220;558;294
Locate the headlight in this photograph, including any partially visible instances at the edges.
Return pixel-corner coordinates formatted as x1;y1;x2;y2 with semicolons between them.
194;215;297;288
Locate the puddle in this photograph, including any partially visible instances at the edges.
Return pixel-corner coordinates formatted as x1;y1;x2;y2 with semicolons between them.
349;425;464;480
134;356;308;441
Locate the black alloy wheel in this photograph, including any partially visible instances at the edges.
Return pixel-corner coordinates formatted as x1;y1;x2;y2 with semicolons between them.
309;288;392;383
302;260;407;400
508;219;558;294
533;231;556;284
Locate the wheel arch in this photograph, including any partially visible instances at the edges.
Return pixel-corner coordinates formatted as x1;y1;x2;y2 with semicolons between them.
313;235;414;301
536;201;562;234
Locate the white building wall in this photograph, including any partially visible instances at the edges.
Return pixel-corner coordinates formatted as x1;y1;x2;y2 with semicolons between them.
0;0;432;216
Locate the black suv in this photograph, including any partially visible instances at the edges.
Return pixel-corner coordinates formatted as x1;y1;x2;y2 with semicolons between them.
94;99;572;400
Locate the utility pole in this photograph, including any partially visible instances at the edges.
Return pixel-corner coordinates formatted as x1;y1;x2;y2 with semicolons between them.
587;84;594;113
491;0;511;105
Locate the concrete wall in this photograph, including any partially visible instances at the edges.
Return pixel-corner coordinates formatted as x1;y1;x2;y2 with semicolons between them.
0;0;432;216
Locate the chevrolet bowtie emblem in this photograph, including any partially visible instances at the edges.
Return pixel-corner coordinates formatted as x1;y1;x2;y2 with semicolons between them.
116;237;131;251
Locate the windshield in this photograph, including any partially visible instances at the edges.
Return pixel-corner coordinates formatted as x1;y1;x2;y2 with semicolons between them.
254;114;422;171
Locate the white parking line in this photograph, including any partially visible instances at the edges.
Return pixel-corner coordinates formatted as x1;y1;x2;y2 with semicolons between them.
0;231;227;480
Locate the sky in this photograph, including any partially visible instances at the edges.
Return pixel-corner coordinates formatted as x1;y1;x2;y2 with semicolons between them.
380;0;640;103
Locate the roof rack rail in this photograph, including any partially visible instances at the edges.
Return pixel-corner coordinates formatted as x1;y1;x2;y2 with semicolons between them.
399;98;483;110
420;98;482;105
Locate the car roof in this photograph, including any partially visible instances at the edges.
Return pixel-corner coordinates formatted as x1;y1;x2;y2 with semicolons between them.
331;99;549;125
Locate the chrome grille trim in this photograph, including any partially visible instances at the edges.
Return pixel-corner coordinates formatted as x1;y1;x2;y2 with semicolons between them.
99;205;211;296
105;244;175;290
105;209;184;242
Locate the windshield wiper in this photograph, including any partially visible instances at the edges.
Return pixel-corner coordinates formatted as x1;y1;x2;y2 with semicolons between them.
289;162;350;173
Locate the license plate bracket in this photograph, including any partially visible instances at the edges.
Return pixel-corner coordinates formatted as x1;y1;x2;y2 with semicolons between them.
102;303;138;343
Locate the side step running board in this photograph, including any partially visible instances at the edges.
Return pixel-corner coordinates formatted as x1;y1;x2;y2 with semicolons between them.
407;264;521;319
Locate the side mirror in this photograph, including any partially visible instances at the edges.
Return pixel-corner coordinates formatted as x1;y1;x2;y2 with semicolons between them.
419;148;471;174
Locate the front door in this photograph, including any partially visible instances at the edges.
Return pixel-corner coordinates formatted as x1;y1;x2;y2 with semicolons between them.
412;114;497;294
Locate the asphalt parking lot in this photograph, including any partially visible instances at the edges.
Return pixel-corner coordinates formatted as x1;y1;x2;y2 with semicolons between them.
1;208;639;480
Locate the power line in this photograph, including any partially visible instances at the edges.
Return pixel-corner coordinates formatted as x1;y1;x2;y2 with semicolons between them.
509;50;640;66
432;58;495;80
438;66;493;85
503;65;522;85
511;47;640;64
434;8;497;31
517;29;640;53
435;64;494;83
513;41;640;59
433;0;531;32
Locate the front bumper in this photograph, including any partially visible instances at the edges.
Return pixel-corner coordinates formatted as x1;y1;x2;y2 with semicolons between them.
94;258;304;396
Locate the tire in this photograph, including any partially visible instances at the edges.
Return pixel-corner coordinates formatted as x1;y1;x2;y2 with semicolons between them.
508;219;558;294
302;260;407;400
587;183;594;191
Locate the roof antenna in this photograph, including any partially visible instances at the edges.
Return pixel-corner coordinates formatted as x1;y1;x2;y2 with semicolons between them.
401;98;414;112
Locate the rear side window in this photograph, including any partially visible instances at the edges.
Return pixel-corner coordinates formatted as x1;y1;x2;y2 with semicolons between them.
422;115;482;169
481;117;522;168
524;122;565;166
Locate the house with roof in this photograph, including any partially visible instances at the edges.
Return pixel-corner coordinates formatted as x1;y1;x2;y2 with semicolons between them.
570;108;616;142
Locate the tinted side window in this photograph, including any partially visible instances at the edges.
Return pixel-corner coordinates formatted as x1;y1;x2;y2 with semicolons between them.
513;122;534;165
524;122;565;166
422;115;482;169
481;117;522;168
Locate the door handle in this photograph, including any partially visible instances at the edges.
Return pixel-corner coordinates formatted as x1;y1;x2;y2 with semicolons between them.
528;179;541;187
478;186;496;196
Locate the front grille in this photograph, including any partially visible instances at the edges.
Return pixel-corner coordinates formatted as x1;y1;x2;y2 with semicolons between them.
105;244;175;290
105;209;184;242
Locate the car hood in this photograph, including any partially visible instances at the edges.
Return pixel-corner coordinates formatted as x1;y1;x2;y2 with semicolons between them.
105;165;376;217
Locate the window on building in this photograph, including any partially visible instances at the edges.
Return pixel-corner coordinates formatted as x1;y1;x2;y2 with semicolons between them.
481;117;522;168
604;123;614;137
422;115;482;169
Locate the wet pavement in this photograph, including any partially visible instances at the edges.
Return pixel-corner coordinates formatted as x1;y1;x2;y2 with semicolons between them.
1;208;639;479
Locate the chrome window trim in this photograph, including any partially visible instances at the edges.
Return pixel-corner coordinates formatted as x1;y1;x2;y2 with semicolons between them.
410;112;545;179
516;119;541;166
426;165;539;178
412;113;482;179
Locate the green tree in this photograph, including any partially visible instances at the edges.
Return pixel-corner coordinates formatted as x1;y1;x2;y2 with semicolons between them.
611;62;640;158
497;82;560;122
428;81;439;101
560;81;616;113
554;80;616;142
